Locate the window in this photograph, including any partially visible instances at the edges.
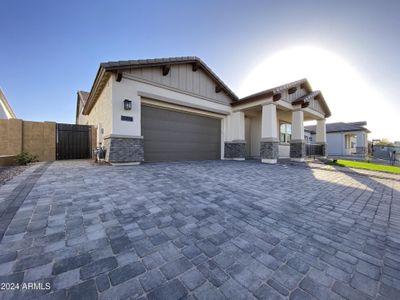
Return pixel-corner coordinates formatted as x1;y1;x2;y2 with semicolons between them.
280;123;292;143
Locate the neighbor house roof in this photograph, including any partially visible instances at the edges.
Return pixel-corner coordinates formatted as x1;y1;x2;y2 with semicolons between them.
305;121;370;134
232;79;331;118
76;91;89;120
83;56;238;115
0;88;16;119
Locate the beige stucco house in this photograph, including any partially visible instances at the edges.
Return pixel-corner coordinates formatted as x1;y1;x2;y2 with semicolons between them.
0;88;16;120
76;57;331;164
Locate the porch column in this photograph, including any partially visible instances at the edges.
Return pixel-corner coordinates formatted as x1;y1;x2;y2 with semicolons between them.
224;111;246;160
290;110;305;161
260;103;278;164
316;118;327;157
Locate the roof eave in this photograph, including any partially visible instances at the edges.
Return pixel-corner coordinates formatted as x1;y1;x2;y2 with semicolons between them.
0;88;16;118
82;66;107;115
101;57;239;101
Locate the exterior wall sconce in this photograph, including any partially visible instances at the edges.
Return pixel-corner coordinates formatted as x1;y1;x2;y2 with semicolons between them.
124;99;132;110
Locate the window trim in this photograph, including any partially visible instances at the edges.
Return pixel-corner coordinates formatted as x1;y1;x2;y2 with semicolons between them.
279;121;292;144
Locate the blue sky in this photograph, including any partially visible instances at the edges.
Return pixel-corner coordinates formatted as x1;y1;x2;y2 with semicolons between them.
1;0;399;140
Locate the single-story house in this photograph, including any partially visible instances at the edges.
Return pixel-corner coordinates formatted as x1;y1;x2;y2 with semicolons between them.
305;121;370;156
76;57;331;164
0;88;16;120
373;143;400;160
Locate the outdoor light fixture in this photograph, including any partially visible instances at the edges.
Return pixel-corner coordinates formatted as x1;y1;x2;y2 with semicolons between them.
123;99;132;110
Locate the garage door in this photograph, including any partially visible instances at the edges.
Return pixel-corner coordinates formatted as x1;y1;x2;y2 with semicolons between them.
141;105;221;162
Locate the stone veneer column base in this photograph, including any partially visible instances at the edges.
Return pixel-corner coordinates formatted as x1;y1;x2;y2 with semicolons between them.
103;136;144;164
224;141;246;160
260;139;279;164
290;140;306;162
261;158;277;164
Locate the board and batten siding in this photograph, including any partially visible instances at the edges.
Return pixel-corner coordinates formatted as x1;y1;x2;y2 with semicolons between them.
123;64;232;104
308;98;324;115
281;87;307;104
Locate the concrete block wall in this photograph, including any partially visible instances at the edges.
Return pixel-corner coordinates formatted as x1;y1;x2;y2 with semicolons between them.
0;119;56;161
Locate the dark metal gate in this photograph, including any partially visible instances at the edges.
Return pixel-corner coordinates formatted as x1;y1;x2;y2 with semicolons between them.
306;144;324;157
56;124;92;160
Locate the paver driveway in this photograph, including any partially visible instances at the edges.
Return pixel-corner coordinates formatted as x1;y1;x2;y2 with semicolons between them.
0;160;399;300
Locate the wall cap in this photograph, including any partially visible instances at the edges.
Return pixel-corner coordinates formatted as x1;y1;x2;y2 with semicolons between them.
104;134;143;140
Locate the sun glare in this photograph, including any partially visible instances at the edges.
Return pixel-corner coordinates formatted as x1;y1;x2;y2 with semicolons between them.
238;46;399;140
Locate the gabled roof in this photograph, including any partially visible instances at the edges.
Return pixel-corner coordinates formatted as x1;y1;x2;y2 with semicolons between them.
0;88;16;119
232;78;331;118
305;121;370;134
83;56;238;115
291;90;331;118
236;78;312;104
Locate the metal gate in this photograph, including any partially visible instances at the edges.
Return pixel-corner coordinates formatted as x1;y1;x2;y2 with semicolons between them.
306;144;324;157
56;123;92;160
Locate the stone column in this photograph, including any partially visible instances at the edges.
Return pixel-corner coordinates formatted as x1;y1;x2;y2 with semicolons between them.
316;118;327;157
224;111;246;160
290;110;305;161
260;103;278;164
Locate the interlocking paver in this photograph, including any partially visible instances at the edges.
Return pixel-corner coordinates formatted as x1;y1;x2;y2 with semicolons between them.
52;253;91;275
80;257;118;280
0;160;398;299
147;279;187;300
255;284;284;300
180;268;206;290
108;261;146;286
160;256;192;279
139;268;166;292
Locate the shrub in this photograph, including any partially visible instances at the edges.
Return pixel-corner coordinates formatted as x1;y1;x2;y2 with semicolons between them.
15;151;38;165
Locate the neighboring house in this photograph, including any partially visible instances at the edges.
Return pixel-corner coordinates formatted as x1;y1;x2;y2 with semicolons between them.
373;143;400;160
305;121;370;156
76;57;331;164
76;90;89;124
0;88;16;119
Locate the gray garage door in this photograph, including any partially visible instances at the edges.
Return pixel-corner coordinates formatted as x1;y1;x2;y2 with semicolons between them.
141;105;221;162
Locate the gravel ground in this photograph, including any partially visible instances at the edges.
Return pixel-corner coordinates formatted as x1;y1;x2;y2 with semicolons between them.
0;165;29;185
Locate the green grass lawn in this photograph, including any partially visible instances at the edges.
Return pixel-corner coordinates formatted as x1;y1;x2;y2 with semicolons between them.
327;159;400;174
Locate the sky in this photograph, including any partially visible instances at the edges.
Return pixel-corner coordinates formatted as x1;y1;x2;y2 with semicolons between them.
1;0;399;141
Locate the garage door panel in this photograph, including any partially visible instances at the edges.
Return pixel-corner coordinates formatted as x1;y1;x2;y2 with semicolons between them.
141;105;221;161
144;129;219;143
144;141;220;152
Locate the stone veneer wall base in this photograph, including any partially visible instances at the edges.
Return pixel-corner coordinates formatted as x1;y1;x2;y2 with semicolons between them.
104;137;144;163
224;141;246;160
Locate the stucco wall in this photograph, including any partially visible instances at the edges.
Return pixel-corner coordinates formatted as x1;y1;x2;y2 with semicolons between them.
250;114;261;157
326;133;344;155
86;76;113;145
111;74;231;139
